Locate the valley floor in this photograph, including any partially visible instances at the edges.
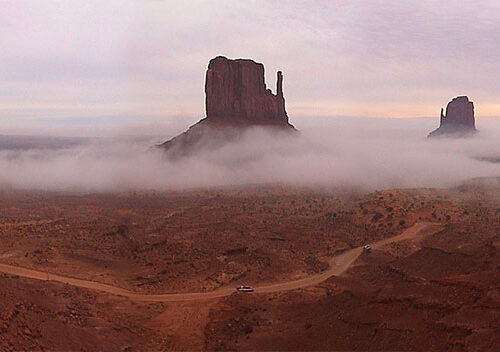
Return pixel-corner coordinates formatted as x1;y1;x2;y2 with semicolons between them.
0;180;499;351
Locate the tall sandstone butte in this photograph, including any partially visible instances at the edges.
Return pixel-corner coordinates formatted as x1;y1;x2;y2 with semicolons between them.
428;96;477;137
159;56;295;156
205;56;289;123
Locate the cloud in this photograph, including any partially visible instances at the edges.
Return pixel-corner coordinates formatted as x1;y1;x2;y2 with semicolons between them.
1;117;499;191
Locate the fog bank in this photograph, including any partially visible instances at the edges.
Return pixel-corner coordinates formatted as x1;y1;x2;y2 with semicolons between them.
1;117;499;192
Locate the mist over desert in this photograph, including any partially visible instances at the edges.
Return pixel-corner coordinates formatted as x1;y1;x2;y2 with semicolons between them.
1;1;499;351
1;116;499;191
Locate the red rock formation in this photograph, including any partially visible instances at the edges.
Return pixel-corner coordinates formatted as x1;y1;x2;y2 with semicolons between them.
159;56;296;156
429;96;477;137
205;56;289;124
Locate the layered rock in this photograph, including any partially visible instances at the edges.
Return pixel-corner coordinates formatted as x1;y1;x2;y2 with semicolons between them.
158;56;296;157
428;96;477;137
205;56;289;124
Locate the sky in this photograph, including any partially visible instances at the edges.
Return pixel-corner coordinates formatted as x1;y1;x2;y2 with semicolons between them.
0;0;499;136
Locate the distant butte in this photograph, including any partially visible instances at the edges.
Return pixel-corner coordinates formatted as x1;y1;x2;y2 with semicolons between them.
158;56;296;157
428;96;477;137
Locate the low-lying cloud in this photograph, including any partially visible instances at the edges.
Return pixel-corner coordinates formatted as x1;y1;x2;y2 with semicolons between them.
1;117;500;192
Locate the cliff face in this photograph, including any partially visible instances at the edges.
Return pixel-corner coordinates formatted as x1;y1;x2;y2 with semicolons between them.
159;56;295;157
205;56;288;124
429;96;477;137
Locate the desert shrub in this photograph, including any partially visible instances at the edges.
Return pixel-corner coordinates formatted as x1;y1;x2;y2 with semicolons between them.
371;212;383;222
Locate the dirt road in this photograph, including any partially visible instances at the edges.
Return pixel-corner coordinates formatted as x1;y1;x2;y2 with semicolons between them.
0;222;443;302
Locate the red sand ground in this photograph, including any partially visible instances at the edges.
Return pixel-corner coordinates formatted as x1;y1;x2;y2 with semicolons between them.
0;181;499;351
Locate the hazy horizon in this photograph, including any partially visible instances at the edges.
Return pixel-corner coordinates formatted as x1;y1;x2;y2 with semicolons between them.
1;117;500;192
1;1;499;192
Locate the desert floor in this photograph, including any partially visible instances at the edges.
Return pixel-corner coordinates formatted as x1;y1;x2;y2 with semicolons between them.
0;179;499;351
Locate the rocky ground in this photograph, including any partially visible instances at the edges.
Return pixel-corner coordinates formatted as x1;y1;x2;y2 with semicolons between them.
0;179;499;351
204;221;500;351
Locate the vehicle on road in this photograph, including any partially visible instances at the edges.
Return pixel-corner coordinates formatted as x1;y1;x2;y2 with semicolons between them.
236;285;254;292
363;245;372;252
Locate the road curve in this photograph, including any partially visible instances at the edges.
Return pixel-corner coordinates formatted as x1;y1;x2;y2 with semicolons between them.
0;222;443;302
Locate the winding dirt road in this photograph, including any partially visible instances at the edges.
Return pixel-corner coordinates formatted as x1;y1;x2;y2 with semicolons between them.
0;222;443;302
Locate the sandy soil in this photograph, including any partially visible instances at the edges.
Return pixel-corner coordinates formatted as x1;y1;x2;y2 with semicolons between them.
0;181;499;351
0;222;444;301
